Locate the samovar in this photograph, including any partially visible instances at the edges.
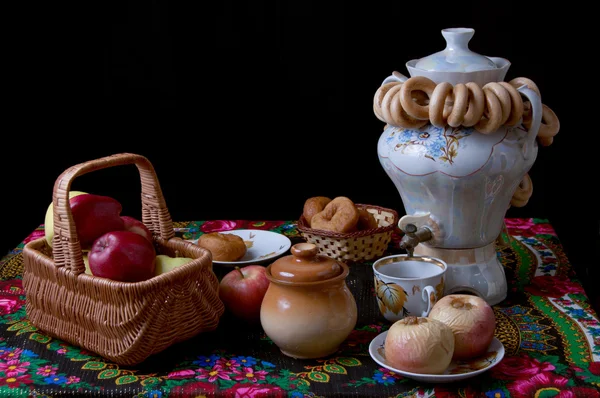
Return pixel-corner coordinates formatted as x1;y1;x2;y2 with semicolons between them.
374;28;560;305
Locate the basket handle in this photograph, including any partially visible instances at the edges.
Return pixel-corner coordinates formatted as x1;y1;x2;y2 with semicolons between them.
51;153;175;275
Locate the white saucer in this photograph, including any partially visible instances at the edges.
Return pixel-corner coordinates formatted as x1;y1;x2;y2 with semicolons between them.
192;229;291;266
368;330;505;383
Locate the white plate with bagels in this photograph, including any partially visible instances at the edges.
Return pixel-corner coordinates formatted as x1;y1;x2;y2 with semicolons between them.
192;229;292;266
369;330;505;383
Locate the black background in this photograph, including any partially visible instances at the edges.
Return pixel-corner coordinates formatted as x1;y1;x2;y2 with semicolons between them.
3;2;599;309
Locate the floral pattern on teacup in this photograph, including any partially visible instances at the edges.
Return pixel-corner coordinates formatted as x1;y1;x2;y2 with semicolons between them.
374;276;408;317
435;277;445;303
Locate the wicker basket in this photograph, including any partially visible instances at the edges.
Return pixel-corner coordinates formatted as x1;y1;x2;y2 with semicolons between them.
297;204;399;263
22;153;225;366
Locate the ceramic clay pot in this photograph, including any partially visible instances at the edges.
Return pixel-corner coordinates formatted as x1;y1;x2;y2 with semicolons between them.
260;243;357;359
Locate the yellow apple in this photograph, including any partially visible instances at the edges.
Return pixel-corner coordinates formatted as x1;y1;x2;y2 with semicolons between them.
155;254;194;275
82;252;92;275
44;191;88;247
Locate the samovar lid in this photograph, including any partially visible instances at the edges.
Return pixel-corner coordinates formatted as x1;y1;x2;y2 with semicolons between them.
414;28;498;73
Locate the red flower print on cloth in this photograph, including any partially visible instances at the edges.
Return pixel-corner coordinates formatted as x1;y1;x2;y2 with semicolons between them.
169;381;216;397
490;354;555;380
201;220;238;233
0;279;23;293
36;365;58;376
504;218;535;235
525;275;586;298
0;360;30;377
223;383;286;398
215;357;240;371
508;372;600;397
504;218;557;237
529;223;556;236
0;296;23;316
434;385;481;398
233;367;268;383
0;374;33;388
569;387;600;398
345;329;379;346
167;369;196;379
23;229;45;245
0;348;23;361
589;361;600;376
0;279;24;315
245;221;283;231
196;365;237;383
66;376;80;384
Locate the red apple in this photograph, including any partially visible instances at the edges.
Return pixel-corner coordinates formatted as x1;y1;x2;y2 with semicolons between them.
88;230;156;282
219;265;270;324
70;194;125;249
428;294;496;360
121;216;153;243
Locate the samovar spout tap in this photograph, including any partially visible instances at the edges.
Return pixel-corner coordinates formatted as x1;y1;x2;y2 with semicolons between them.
399;223;433;257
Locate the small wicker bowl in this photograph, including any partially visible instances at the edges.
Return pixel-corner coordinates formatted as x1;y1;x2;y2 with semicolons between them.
297;204;399;263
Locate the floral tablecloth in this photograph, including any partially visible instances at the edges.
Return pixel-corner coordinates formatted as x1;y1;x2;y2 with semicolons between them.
0;218;599;397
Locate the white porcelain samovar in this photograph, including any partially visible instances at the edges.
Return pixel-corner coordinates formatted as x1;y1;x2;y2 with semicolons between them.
374;28;559;305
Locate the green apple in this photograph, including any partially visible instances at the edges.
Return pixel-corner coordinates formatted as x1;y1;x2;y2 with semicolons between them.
44;191;88;247
83;252;92;275
155;254;194;275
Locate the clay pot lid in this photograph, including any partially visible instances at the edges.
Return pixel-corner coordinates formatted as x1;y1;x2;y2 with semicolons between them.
269;243;343;283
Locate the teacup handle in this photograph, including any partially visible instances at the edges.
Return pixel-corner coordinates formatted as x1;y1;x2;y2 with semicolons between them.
421;286;436;317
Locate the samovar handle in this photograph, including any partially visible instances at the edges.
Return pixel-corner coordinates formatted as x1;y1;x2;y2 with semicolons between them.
516;85;543;161
381;71;409;85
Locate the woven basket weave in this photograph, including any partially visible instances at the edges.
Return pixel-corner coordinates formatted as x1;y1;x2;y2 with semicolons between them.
297;204;399;263
22;153;225;366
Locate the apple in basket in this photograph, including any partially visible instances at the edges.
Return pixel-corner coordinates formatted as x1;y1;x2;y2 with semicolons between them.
155;254;194;276
219;265;270;324
70;194;126;249
44;190;88;247
121;215;153;243
82;253;92;275
88;230;156;282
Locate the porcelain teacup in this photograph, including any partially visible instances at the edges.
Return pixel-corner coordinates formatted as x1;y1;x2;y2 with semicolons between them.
372;255;447;322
